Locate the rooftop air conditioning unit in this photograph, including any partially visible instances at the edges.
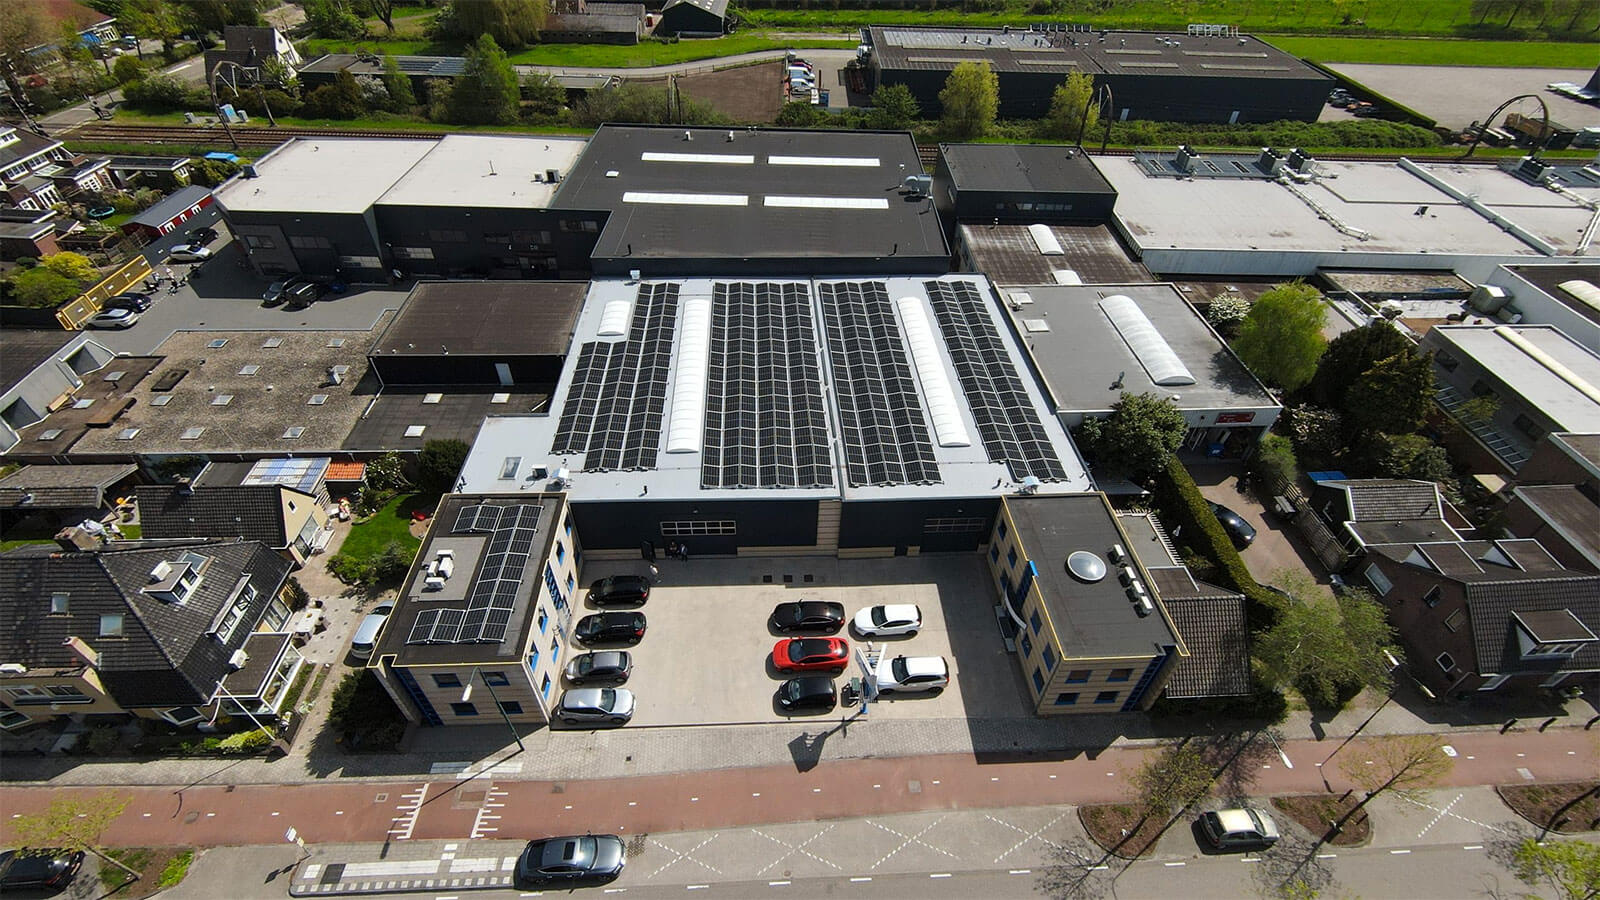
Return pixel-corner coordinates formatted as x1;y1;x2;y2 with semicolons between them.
227;649;248;670
1173;145;1197;173
424;576;446;591
1135;597;1155;617
546;168;561;183
1118;564;1137;585
1108;543;1125;563
1468;284;1510;314
1287;148;1316;174
1256;147;1284;175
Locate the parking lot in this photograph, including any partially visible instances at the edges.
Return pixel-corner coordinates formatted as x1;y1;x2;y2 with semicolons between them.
1324;63;1600;130
566;555;1032;728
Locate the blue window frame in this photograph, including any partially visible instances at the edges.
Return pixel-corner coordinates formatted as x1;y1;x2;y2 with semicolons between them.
538;609;549;634
1065;669;1091;683
432;673;461;689
1030;611;1043;635
1041;645;1057;672
1031;669;1045;692
1020;633;1034;658
990;545;1000;562
998;520;1008;540
1055;692;1079;706
540;674;552;698
451;702;478;716
555;541;566;564
566;573;576;594
527;647;540;670
1095;690;1118;705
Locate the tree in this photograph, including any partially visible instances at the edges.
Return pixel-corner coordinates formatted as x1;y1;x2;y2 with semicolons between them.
447;34;519;125
1205;294;1250;338
301;69;366;119
1232;282;1327;391
435;0;545;50
1042;71;1098;142
519;70;563;119
1341;350;1434;435
868;83;919;130
1309;320;1411;409
9;793;140;880
304;0;365;39
938;61;998;140
1353;432;1453;482
361;0;400;32
40;251;98;283
1252;574;1398;709
111;54;144;84
182;0;264;33
9;267;83;308
1130;741;1214;821
1335;734;1454;829
117;0;186;54
417;438;470;495
1509;837;1600;900
1074;391;1187;478
0;2;52;98
371;539;416;583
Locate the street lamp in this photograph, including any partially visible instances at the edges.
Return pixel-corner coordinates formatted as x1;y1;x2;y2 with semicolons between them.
461;667;524;751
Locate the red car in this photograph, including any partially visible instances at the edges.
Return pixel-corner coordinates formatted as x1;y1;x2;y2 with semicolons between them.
773;637;849;674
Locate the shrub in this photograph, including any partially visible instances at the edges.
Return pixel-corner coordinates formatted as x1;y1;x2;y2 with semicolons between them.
417;438;470;495
301;71;367;119
84;726;121;755
123;74;208;112
189;158;241;188
282;576;311;612
111;55;145;84
217;729;274;753
1286;404;1346;470
326;552;371;585
328;670;408;750
7;267;83;308
1205;294;1250;337
370;540;416;583
1254;433;1300;490
1152;455;1280;629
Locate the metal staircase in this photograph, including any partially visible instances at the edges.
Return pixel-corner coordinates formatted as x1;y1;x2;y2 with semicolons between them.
1436;384;1530;469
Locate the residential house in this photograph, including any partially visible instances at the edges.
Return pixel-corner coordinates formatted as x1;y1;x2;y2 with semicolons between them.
1308;478;1470;555
0;463;139;534
203;25;303;94
656;0;729;36
136;481;329;567
121;185;214;241
0;205;63;260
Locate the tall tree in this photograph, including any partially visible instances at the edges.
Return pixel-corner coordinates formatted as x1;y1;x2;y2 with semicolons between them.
1342;349;1435;435
9;793;140;880
183;0;266;33
1130;741;1215;822
520;70;565;118
440;0;545;50
1509;837;1600;900
938;61;998;140
417;438;470;494
0;1;52;98
868;83;919;130
1308;320;1411;408
361;0;400;33
1334;734;1454;829
1043;71;1098;142
447;33;519;125
381;52;415;110
118;0;186;53
1075;391;1187;478
1232;282;1327;392
1253;576;1397;709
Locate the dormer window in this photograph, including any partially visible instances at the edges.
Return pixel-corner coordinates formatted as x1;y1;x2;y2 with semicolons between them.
1513;610;1598;661
145;551;210;604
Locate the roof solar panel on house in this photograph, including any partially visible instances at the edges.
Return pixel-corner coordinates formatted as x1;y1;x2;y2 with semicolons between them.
410;503;543;645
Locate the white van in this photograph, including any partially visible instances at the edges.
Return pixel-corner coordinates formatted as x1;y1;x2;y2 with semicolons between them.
350;601;395;659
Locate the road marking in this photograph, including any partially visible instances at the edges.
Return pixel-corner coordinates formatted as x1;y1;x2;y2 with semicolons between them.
932;780;940;785
987;810;1068;862
565;805;573;810
990;777;1000;782
1390;850;1411;855
752;792;761;797
628;802;637;806
867;814;959;868
769;880;790;886
648;834;723;878
142;813;151;817
1418;792;1464;838
1009;869;1031;875
1317;853;1337;859
754;823;842;874
206;813;215;817
692;797;699;802
1164;862;1185;867
687;885;708;890
930;873;951;878
1463;845;1483;850
604;889;626;894
1048;775;1056;779
849;877;871;882
813;788;822;793
436;896;459;899
873;784;881;789
272;812;280;816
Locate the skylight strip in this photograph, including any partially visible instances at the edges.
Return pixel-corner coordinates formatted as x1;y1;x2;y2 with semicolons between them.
763;196;889;209
767;155;881;168
895;296;971;449
666;297;712;455
622;191;748;206
641;152;755;164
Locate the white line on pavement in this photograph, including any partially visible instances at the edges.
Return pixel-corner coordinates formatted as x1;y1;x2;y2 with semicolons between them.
849;876;871;882
1009;869;1031;875
1463;845;1484;851
1390;850;1412;855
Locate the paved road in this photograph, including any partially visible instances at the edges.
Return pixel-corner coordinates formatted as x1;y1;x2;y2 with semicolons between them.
1324;63;1600;130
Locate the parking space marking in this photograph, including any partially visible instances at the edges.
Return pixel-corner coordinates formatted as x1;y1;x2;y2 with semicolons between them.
469;784;508;840
388;783;429;841
986;810;1067;863
753;824;842;874
1400;793;1518;838
648;834;723;879
1417;792;1463;838
867;815;959;868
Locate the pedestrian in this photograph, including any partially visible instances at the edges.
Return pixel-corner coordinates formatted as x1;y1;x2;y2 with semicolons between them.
648;563;659;583
667;540;679;560
677;541;689;561
163;266;174;282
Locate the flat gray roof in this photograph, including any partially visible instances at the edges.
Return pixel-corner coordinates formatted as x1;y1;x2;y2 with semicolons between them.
1430;325;1600;433
997;282;1277;415
215;138;437;215
371;281;586;358
960;223;1149;285
1504;263;1600;329
377;134;586;210
940;143;1116;196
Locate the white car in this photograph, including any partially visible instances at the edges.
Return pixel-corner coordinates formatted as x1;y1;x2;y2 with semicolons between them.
875;655;948;695
853;603;921;637
87;308;138;329
168;244;212;262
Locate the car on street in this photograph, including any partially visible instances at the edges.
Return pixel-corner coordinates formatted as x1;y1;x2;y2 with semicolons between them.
1207;501;1257;549
853;603;922;637
87;308;138;329
565;650;632;685
1196;808;1280;851
186;226;220;245
769;600;846;634
574;611;646;646
0;848;85;891
874;655;948;695
555;687;634;725
104;292;152;312
168;243;212;262
775;675;836;713
516;834;625;886
349;601;395;660
587;574;650;607
773;637;849;674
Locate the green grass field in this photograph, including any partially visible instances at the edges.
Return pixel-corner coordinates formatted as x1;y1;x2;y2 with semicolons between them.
1270;36;1600;67
339;493;425;562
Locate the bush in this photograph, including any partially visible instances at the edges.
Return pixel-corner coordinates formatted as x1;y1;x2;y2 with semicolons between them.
370;540;416;583
189;158;242;188
123;74;208;113
1286;404;1346;470
230;88;302;119
217;729;274;753
326;552;371;585
417;438;470;495
7;267;83;308
111;55;145;84
84;726;121;755
1152;455;1280;629
301;71;367;119
1254;433;1300;490
1205;294;1250;337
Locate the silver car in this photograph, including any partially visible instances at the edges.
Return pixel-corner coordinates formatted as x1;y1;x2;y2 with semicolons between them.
565;651;632;685
556;687;634;725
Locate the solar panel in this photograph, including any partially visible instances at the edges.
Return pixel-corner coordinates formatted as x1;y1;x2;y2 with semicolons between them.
701;283;832;490
409;503;544;645
817;281;940;487
923;280;1069;483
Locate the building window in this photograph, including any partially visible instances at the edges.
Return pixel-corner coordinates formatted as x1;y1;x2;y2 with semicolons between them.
48;685;87;700
1444;609;1465;632
541;673;552;698
244;234;277;249
499;701;523;715
451;702;478;717
483;232;510;245
1031;669;1045;692
1512;414;1546;441
990;545;1000;562
500;456;521;479
997;520;1008;541
923;517;987;534
1470;379;1498;400
1020;633;1034;657
1109;668;1133;682
288;234;332;249
427;229;468;242
213;580;258;642
555;541;566;564
1065;669;1091;683
99;614;124;637
528;646;541;669
1055;692;1079;706
50;593;69;614
1364;564;1393;596
1041;645;1057;671
482;671;509;687
1433;349;1459;371
538;609;549;633
1435;652;1454;672
1007;547;1018;569
1094;691;1119;705
432;673;462;689
1029;611;1043;635
660;520;736;536
566;574;576;594
1422;585;1441;608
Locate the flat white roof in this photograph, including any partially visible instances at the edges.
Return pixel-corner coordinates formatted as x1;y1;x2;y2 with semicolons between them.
215;138;437;214
1433;324;1600;432
378;135;587;209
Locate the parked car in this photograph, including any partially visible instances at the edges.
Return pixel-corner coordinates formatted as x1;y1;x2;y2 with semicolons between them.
349;601;395;660
104;292;151;312
0;848;85;891
574;611;646;646
515;834;626;886
186;226;220;245
769;600;845;634
853;603;921;637
1196;808;1280;851
565;650;632;685
587;574;650;607
262;276;309;306
1206;501;1256;549
775;675;836;713
87;308;138;329
168;243;212;262
282;280;323;309
874;655;948;695
773;637;849;675
556;687;634;725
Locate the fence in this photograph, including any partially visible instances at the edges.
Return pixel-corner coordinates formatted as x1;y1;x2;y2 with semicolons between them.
54;254;153;330
1256;467;1350;572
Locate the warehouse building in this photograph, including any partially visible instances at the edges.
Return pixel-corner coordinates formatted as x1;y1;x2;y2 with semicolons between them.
861;25;1331;122
932;143;1118;228
368;281;585;387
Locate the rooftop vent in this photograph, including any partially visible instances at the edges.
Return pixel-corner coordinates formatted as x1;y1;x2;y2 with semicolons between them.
1287;148;1316;174
1256;146;1284;175
227;649;248;670
1066;550;1107;582
1173;145;1198;173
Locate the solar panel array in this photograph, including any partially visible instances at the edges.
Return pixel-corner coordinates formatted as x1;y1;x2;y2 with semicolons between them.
553;283;679;471
923;280;1070;483
407;503;543;645
702;282;832;489
817;281;940;487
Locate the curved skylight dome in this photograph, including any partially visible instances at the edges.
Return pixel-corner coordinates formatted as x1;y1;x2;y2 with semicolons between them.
1066;550;1107;583
1098;294;1196;387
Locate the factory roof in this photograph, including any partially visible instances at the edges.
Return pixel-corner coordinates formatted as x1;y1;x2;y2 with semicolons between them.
376;135;587;210
371;281;586;358
939;143;1116;196
214;138;437;215
959;223;1150;286
1503;264;1600;329
1429;325;1600;434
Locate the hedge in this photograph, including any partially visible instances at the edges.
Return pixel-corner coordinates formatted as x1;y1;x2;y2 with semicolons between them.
1152;454;1282;630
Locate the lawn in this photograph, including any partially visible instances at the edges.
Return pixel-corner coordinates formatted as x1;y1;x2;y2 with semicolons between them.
338;492;427;563
300;35;855;69
1268;36;1600;68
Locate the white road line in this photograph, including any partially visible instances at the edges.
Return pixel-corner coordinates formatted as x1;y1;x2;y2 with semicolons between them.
1419;792;1463;838
1164;862;1186;867
769;880;790;886
1317;853;1337;859
687;885;708;890
867;815;960;868
649;834;723;878
754;823;842;874
930;873;951;878
987;810;1068;863
1390;849;1412;855
1463;845;1484;851
1009;869;1031;875
849;877;872;882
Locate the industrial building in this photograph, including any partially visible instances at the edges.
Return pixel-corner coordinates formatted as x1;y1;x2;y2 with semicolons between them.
368;281;585;387
931;143;1118;229
860;25;1332;122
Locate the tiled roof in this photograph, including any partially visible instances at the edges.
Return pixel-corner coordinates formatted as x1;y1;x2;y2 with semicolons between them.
0;464;138;509
1159;582;1251;699
325;461;366;481
135;484;298;547
1466;577;1600;677
0;540;291;708
1331;479;1444;522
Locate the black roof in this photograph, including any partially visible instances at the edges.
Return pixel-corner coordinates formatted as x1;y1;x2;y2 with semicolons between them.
551;125;948;267
0;540;292;708
940;143;1117;196
371;281;585;358
0;330;77;395
135;483;307;547
128;185;213;228
0;463;138;509
0;128;62;170
661;0;728;16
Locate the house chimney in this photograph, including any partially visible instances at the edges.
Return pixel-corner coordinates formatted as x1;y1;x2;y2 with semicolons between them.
62;636;100;668
55;526;102;552
176;476;194;495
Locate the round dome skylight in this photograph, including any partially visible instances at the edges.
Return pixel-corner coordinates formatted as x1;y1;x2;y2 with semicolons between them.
1066;550;1107;583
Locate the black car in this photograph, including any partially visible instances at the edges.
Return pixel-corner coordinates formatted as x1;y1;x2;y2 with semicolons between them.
262;275;309;306
516;834;626;886
104;292;152;312
1207;501;1257;550
574;611;646;646
776;675;837;713
588;574;650;607
769;600;846;634
565;650;632;685
0;848;85;891
186;226;220;245
282;280;323;309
